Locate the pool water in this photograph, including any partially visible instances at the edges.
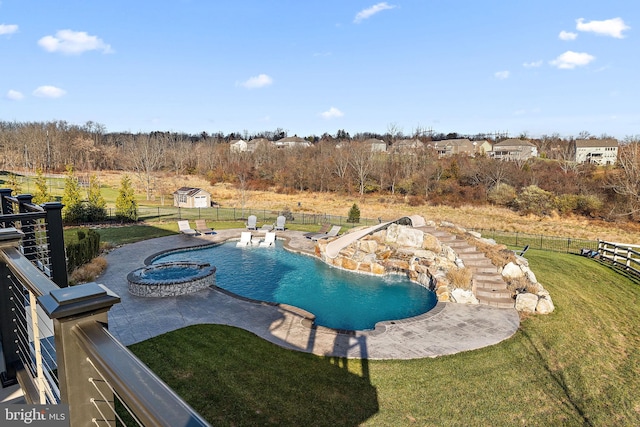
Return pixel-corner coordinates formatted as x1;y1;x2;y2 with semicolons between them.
153;241;437;330
139;265;202;281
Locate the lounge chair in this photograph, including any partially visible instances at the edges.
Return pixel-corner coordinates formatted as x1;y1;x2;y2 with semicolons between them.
259;232;276;247
311;225;341;241
236;231;252;247
304;223;331;239
178;220;198;236
246;215;257;230
275;215;286;231
195;219;215;235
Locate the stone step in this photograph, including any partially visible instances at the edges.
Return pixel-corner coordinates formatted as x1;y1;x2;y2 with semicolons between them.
468;265;500;274
460;257;494;265
475;287;512;299
458;251;485;259
474;271;504;281
476;296;515;309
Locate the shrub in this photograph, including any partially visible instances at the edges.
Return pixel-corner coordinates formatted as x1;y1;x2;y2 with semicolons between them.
556;194;579;216
66;228;101;272
446;267;472;291
515;185;555;216
576;194;603;217
69;256;107;285
487;183;517;207
407;195;424;207
347;203;360;223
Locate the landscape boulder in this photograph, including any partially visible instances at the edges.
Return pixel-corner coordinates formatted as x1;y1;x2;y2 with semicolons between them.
515;293;539;313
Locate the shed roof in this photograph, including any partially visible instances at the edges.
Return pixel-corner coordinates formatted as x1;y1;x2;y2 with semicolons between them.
173;187;210;196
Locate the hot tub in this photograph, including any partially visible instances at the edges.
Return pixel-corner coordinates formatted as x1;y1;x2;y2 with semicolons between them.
127;262;216;297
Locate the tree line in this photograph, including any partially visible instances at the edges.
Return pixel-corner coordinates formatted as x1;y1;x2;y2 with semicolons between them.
1;120;639;222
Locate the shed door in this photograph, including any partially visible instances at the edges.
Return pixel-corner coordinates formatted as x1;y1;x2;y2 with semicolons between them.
194;195;208;208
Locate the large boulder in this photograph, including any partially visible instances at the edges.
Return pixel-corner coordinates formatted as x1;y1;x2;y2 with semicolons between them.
358;239;378;254
451;288;479;304
536;295;555;314
515;293;538;312
396;227;425;248
502;262;524;279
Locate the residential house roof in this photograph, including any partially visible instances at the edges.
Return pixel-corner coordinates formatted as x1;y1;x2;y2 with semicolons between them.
575;139;618;148
493;138;536;147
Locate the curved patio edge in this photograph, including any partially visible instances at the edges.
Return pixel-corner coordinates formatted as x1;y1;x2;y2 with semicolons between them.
99;230;520;360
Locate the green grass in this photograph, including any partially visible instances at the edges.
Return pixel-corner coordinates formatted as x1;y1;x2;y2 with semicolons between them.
127;250;640;426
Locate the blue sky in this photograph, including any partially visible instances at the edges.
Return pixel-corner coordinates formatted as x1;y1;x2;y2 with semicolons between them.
1;1;637;139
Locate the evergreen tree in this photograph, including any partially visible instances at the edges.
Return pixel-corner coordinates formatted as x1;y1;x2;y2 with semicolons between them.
32;168;51;204
86;174;107;222
347;203;361;223
6;172;22;194
115;175;138;222
61;165;85;223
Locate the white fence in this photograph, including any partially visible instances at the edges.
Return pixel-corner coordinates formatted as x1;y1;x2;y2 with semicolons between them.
597;240;640;277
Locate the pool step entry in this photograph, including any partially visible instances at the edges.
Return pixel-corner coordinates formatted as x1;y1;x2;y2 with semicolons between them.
420;226;514;309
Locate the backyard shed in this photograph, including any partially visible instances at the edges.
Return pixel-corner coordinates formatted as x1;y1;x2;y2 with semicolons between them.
173;187;211;208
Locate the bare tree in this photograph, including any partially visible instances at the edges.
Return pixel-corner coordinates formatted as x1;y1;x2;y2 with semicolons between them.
127;133;166;200
348;141;374;195
607;136;640;218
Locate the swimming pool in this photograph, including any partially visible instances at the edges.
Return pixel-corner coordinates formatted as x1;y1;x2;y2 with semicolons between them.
152;240;437;330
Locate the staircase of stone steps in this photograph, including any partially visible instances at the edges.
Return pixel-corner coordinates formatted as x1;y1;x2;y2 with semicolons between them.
420;226;515;308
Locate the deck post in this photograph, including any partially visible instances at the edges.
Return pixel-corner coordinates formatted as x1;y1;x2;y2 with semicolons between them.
39;282;120;426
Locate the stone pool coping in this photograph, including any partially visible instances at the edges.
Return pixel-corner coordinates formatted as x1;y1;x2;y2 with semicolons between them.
99;229;520;359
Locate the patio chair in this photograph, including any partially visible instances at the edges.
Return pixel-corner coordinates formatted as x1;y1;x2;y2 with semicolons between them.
275;215;286;231
259;232;276;247
236;231;252;247
177;220;198;236
304;223;331;239
195;219;215;235
246;215;258;230
311;225;341;241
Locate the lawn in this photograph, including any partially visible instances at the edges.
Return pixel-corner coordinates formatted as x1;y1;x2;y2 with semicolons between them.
128;250;640;426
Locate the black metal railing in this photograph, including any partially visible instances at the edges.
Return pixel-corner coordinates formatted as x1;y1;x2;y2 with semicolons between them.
0;190;210;426
470;228;599;254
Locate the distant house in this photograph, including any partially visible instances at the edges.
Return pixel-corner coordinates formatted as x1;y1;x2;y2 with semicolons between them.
433;139;475;157
363;138;387;152
475;140;492;155
230;138;271;152
574;139;618;165
229;139;248;152
274;136;311;148
392;138;424;153
173;187;211;208
491;139;538;161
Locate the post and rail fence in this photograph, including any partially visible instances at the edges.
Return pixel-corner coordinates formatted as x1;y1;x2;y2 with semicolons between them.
597;240;640;277
1;189;211;426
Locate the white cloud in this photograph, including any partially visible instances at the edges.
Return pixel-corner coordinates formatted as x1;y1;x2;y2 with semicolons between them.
494;70;510;80
559;30;577;41
354;2;396;24
576;17;630;39
523;60;543;68
550;51;595;69
320;107;344;119
38;29;113;54
240;74;273;89
6;90;24;100
33;86;66;98
0;24;18;35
